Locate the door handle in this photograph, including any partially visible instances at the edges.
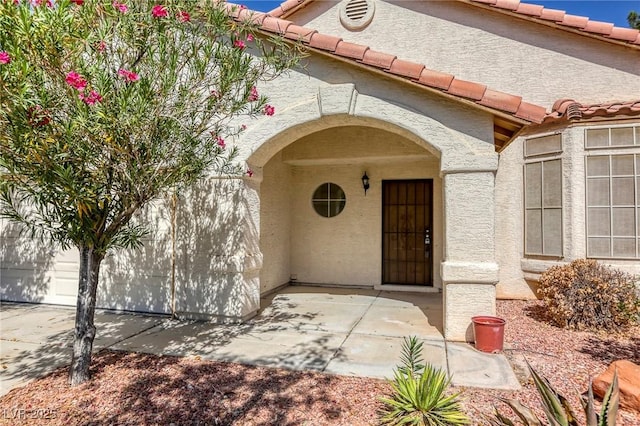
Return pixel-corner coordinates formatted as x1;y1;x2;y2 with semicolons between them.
424;228;431;259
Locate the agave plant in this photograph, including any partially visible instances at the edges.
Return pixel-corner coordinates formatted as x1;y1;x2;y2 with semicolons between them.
379;336;470;426
490;362;619;426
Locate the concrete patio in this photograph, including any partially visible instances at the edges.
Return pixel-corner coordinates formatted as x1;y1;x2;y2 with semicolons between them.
0;285;520;396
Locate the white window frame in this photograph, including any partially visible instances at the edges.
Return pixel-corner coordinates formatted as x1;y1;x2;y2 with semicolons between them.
523;133;564;258
585;124;640;259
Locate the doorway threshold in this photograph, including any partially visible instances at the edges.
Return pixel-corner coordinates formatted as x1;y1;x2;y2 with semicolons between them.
374;284;441;293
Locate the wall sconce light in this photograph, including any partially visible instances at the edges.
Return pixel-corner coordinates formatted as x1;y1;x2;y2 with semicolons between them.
362;172;370;195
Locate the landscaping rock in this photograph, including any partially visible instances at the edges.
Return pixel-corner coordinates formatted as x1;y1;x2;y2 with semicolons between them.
592;360;640;412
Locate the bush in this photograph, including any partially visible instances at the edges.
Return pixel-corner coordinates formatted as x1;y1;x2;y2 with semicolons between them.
538;259;640;331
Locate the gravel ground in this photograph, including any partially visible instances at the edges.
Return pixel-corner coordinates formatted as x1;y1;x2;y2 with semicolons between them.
0;300;638;425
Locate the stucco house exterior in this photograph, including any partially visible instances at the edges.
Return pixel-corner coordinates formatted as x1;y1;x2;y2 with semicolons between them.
2;0;640;341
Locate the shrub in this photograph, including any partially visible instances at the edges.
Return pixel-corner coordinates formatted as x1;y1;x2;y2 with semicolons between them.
538;259;640;331
379;336;469;426
489;362;620;426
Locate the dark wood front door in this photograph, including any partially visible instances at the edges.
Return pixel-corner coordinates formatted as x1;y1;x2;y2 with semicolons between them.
382;180;433;286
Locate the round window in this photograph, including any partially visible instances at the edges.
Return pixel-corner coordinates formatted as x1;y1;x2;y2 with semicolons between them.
312;183;346;218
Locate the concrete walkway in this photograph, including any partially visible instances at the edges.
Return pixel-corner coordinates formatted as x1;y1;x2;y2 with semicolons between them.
0;286;520;396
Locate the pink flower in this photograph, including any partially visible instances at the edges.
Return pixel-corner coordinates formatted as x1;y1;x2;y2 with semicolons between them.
112;1;127;13
246;34;254;42
0;51;10;65
70;0;84;5
233;39;246;49
152;4;168;18
97;41;107;52
31;0;52;6
216;136;225;149
177;10;190;22
239;4;247;9
241;124;247;130
248;86;258;102
246;169;254;177
118;69;139;82
79;90;103;105
65;71;87;91
263;104;275;116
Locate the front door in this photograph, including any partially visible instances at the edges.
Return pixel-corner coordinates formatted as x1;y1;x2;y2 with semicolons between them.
382;180;433;286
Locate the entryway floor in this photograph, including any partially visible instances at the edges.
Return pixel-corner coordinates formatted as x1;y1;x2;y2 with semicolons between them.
0;285;520;396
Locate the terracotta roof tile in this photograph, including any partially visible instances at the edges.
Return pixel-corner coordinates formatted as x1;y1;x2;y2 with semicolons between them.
268;0;310;17
582;20;614;36
261;16;292;34
360;50;397;70
468;0;640;48
515;101;547;122
559;14;589;29
334;41;369;60
608;27;640;43
544;99;640;123
515;3;543;17
538;8;565;22
478;89;522;113
250;11;267;25
418;69;455;90
447;79;487;101
284;24;317;43
388;59;425;79
494;0;520;11
308;33;342;52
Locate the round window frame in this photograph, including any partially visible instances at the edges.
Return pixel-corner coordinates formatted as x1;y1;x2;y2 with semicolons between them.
312;183;347;218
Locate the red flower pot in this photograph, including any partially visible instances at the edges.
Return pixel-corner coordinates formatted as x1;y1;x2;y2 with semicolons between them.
472;316;506;353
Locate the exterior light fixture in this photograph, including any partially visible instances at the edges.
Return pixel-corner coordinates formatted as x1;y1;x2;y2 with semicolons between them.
362;172;370;195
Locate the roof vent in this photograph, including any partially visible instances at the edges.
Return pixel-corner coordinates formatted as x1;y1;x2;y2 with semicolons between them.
340;0;375;31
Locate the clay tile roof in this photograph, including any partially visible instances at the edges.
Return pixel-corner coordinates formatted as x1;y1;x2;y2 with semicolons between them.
308;33;343;52
544;99;640;123
361;49;397;69
284;24;317;43
468;0;640;47
229;1;637;127
418;69;455;90
447;79;487;101
388;58;424;79
334;41;369;60
261;16;292;34
270;0;306;18
478;89;522;113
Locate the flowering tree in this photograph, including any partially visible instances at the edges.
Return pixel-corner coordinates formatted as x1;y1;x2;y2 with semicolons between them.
0;0;298;385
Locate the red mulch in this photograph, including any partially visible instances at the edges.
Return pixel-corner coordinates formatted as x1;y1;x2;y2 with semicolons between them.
1;300;639;425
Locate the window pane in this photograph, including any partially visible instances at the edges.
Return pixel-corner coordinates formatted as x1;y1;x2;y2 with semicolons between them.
329;184;345;200
613;238;636;257
543;160;562;207
313;184;329;200
526;209;542;254
329;200;346;217
587;177;609;206
612;155;634;176
525;134;562;156
586;128;609;148
543;209;562;255
611;127;634;146
312;201;328;217
612;207;635;236
588;237;611;257
612;177;634;205
525;163;542;208
636;127;640;145
586;156;609;177
588;207;610;236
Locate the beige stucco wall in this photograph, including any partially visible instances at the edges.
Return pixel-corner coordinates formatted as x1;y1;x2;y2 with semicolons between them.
291;0;640;107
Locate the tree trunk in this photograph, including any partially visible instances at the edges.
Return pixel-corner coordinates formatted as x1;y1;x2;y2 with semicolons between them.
69;245;104;386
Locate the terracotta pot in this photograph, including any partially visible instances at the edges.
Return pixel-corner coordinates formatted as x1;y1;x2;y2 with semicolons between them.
471;315;506;353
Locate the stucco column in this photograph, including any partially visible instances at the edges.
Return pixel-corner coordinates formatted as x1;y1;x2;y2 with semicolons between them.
441;171;499;341
174;176;262;323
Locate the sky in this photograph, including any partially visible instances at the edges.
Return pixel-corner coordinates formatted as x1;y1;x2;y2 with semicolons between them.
241;1;640;28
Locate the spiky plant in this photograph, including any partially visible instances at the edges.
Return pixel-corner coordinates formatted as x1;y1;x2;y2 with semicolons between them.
490;362;619;426
379;336;470;426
